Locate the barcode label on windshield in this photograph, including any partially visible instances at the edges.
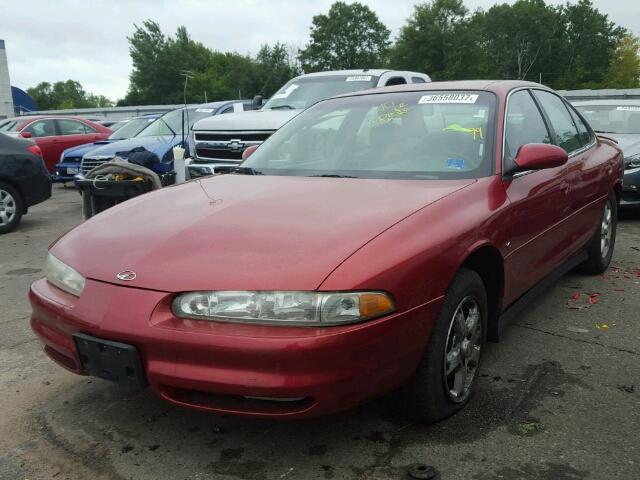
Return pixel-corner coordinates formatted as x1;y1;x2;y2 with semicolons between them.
418;94;478;104
616;106;640;112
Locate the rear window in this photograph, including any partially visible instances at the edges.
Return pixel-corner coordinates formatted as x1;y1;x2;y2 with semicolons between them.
0;120;22;133
575;104;640;134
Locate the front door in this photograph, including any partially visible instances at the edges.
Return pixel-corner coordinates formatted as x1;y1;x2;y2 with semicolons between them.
23;119;58;172
501;89;571;305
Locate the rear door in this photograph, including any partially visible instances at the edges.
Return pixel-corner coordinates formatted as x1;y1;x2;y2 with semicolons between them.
502;89;571;304
56;119;100;154
22;119;58;172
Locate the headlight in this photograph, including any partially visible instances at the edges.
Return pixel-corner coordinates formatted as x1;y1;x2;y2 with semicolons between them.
625;153;640;169
45;253;85;296
172;291;395;326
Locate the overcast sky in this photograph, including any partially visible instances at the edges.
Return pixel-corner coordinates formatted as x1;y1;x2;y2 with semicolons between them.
1;0;638;101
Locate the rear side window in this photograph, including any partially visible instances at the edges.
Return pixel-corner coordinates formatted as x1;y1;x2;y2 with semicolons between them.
385;76;407;86
58;119;90;135
567;105;593;147
412;76;427;84
504;90;551;173
533;90;582;154
25;119;56;137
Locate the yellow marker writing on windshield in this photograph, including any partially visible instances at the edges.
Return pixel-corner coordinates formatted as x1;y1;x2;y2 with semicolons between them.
443;123;484;140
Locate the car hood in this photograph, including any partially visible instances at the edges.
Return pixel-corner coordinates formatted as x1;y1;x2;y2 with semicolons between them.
604;133;640;158
192;109;300;132
84;135;178;158
64;140;115;157
51;175;475;293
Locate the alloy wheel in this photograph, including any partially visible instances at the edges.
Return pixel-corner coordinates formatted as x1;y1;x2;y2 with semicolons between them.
600;201;612;260
443;295;482;403
0;189;17;227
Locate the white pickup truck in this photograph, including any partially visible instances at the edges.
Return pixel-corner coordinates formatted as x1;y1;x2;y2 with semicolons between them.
188;69;431;176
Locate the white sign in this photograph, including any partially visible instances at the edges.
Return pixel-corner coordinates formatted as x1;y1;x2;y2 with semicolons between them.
616;106;640;112
418;94;479;104
346;75;372;82
195;108;214;113
272;84;300;99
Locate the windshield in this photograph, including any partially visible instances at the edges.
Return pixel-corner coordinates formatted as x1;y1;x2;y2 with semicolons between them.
243;91;496;180
262;75;380;111
575;104;640;134
137;108;214;137
0;120;22;133
109;117;157;140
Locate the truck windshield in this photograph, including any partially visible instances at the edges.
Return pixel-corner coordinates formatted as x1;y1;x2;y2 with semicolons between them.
243;91;496;180
576;104;640;134
137;108;213;137
262;75;380;111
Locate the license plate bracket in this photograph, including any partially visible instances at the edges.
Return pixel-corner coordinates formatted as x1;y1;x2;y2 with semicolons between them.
73;333;147;390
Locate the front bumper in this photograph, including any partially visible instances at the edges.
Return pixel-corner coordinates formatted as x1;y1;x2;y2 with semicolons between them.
53;162;82;182
30;278;440;418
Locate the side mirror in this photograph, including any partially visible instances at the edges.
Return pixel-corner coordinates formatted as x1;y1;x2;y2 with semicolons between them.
513;143;567;172
20;131;33;139
251;95;263;110
242;145;259;160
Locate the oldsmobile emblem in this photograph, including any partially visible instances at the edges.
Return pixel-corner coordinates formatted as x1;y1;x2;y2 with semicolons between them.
116;270;137;281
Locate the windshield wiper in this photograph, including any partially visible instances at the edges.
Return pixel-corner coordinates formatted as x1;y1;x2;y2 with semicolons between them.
308;174;357;178
220;166;264;175
270;105;296;110
594;130;617;134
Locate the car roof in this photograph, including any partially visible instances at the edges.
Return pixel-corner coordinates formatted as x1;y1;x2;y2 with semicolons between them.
572;99;640;107
331;79;546;100
4;115;94;123
295;69;430;79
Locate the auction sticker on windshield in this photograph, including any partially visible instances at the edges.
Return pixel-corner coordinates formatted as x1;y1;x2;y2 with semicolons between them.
346;76;372;82
616;106;640;112
418;94;479;104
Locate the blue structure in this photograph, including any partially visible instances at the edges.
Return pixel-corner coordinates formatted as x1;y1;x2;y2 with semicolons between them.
11;86;37;114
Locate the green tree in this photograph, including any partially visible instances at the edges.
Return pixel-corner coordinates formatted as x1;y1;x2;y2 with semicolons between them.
254;43;301;97
122;20;213;105
479;0;564;82
391;0;482;80
606;34;640;88
555;0;626;88
27;80;113;110
299;1;390;72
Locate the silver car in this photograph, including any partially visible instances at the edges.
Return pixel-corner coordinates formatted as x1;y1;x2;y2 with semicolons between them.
573;99;640;207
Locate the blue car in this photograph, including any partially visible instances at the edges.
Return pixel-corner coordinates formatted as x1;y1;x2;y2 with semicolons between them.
54;114;161;183
78;100;252;177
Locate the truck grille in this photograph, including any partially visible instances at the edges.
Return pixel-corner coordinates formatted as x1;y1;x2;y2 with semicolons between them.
194;131;274;162
81;156;113;175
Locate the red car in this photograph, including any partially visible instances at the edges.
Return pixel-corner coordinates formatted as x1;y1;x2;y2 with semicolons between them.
30;81;623;421
0;116;111;173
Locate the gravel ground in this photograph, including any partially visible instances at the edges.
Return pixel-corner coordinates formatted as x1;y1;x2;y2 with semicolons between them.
1;184;638;480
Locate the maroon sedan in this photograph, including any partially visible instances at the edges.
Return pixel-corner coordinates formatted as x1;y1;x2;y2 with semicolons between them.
30;81;622;421
0;116;111;173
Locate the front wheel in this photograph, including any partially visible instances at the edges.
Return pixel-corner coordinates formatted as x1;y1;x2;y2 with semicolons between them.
402;268;487;423
0;182;23;234
579;191;617;274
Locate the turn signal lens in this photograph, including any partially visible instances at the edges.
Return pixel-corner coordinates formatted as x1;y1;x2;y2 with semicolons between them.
359;293;395;319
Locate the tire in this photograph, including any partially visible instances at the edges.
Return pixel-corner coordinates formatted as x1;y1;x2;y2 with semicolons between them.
402;268;488;423
0;181;23;234
579;191;617;274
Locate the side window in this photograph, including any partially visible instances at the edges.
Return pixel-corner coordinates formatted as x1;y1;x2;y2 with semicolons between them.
567;105;593;147
411;76;427;84
504;90;551;172
385;76;407;86
24;119;56;137
83;122;98;133
58;119;89;135
220;106;234;114
533;90;582;154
